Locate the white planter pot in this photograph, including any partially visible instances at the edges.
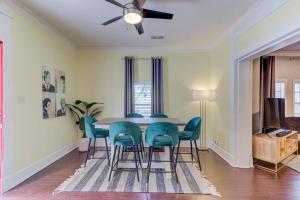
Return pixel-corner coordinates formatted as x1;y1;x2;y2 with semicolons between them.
78;138;89;152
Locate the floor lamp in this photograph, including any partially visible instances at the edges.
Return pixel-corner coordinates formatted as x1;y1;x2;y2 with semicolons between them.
193;90;215;150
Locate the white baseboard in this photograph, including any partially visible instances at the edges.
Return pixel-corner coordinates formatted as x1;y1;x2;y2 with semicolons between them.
207;140;235;167
2;142;78;193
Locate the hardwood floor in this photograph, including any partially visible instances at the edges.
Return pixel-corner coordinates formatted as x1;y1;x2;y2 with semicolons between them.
1;148;300;200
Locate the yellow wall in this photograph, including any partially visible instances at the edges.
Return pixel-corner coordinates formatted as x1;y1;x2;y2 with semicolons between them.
77;51;211;122
209;39;232;151
8;5;78;175
236;0;300;55
208;0;300;155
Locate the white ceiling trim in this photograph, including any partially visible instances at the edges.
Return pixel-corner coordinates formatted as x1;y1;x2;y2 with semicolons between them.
79;46;211;53
210;0;289;51
0;1;14;19
9;0;77;50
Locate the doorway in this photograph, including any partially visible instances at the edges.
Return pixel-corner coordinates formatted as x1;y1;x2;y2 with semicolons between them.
234;31;300;168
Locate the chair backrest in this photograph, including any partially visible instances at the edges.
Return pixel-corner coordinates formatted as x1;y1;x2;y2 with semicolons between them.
184;117;201;140
126;113;144;118
84;116;97;139
109;121;142;145
145;122;179;146
150;114;168;118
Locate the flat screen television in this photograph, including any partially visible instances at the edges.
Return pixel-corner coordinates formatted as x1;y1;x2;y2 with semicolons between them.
263;98;285;133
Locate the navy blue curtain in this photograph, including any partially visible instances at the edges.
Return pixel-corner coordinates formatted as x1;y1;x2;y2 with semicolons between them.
151;57;164;115
124;57;135;117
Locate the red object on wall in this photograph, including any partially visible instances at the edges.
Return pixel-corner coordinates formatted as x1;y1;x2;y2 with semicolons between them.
0;41;3;192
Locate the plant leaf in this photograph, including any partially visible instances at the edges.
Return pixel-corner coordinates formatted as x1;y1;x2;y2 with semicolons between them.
87;102;103;110
91;111;103;117
89;107;104;115
75;100;88;107
67;104;85;114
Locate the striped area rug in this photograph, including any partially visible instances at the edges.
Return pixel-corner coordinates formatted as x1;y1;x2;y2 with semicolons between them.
54;151;220;196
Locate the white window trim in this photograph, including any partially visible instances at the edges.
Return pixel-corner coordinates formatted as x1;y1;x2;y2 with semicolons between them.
275;79;287;99
293;80;300;117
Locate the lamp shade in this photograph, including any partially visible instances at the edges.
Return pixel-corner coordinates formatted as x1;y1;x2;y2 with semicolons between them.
193;90;215;101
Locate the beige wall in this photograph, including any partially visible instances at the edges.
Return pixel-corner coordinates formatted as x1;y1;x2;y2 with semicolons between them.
275;56;300;117
252;58;260;114
7;5;78;176
77;51;211;122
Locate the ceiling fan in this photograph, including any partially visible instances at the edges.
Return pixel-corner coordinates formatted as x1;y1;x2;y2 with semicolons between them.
102;0;174;35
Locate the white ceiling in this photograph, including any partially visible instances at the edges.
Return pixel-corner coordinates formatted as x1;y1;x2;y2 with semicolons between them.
14;0;259;49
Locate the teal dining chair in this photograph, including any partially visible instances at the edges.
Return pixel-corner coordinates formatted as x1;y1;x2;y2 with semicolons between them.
123;112;145;157
126;113;144;118
84;116;110;167
150;114;168;118
176;116;202;170
145;122;179;183
108;121;142;182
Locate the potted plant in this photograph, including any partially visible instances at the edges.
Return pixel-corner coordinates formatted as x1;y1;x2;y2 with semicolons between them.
66;100;104;152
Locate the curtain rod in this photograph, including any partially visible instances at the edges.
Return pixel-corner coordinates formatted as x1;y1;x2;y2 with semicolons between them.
124;57;163;60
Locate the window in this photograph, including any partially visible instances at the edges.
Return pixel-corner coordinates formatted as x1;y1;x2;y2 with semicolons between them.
294;81;300;116
275;81;286;98
134;83;152;117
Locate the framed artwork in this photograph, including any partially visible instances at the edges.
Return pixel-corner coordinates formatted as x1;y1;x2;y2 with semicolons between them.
56;70;66;94
42;67;66;119
42;92;56;119
56;94;66;117
42;67;56;93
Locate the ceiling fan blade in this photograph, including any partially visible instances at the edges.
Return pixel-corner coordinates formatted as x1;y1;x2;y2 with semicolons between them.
134;23;144;35
102;15;124;26
105;0;125;8
132;0;146;9
142;9;173;19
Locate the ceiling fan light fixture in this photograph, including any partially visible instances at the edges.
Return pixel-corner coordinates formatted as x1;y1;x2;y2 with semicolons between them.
124;8;142;24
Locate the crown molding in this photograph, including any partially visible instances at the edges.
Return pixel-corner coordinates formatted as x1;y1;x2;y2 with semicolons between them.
211;0;289;51
9;0;78;50
0;1;14;19
79;46;211;53
269;50;300;57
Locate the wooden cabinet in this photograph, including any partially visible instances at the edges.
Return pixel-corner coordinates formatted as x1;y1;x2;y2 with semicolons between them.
253;131;298;172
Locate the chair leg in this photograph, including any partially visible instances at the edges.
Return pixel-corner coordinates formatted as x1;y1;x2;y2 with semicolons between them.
108;146;117;181
116;146;121;168
175;139;181;168
84;138;92;167
141;140;145;152
170;146;179;183
139;144;144;160
190;139;194;162
104;137;110;166
121;146;125;159
194;140;202;171
133;145;140;182
135;145;142;168
93;138;96;158
147;146;153;183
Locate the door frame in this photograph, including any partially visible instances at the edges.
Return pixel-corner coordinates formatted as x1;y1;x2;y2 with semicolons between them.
0;2;13;192
233;28;300;167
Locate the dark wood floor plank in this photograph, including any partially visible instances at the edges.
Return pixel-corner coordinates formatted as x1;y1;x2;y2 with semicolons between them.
1;148;300;200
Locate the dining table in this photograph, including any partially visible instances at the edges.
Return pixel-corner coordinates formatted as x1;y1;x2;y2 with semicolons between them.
94;117;186;178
